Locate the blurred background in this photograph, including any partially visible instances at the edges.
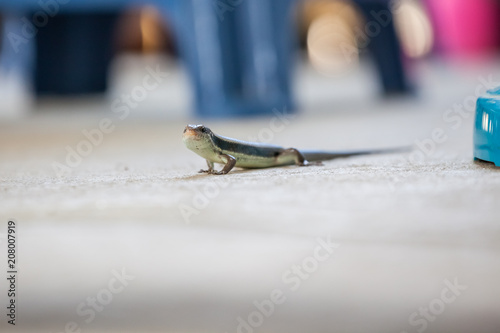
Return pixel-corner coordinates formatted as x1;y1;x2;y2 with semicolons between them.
2;1;500;333
0;0;499;119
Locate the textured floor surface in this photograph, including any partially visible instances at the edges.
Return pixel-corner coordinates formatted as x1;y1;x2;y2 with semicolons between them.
1;59;500;333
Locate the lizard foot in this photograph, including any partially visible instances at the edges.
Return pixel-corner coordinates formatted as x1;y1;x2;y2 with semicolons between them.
211;171;228;175
198;169;228;175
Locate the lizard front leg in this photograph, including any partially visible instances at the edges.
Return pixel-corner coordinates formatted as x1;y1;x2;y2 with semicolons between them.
198;159;215;174
199;154;236;175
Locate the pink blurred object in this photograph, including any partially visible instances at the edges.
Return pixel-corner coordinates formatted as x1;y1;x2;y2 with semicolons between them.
423;0;500;56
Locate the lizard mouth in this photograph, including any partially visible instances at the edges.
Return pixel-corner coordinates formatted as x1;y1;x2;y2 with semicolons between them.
183;127;201;141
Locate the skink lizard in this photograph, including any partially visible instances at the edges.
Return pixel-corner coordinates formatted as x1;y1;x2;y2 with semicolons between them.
183;124;407;175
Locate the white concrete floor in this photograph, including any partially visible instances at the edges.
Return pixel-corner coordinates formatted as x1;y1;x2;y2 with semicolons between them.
1;57;500;333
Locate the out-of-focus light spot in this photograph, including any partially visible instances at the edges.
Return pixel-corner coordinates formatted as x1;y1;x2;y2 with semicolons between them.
393;0;434;58
304;0;362;76
307;14;358;75
140;6;164;53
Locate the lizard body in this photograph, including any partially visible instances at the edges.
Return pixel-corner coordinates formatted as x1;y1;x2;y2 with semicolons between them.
183;124;406;175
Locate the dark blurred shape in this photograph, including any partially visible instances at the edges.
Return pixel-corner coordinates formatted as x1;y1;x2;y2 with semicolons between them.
35;13;119;96
174;0;296;117
0;14;3;54
1;0;412;117
356;0;409;95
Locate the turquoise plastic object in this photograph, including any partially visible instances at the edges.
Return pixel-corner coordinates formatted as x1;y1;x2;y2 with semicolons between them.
474;87;500;166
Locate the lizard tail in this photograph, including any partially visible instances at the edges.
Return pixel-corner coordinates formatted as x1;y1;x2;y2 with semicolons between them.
301;146;411;162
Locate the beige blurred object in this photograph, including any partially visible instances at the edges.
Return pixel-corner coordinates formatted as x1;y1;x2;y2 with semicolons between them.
300;0;360;32
301;0;364;76
307;13;359;75
393;0;434;58
139;6;168;54
114;6;173;55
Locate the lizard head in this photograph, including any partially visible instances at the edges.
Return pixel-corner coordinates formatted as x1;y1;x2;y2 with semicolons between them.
183;124;214;152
